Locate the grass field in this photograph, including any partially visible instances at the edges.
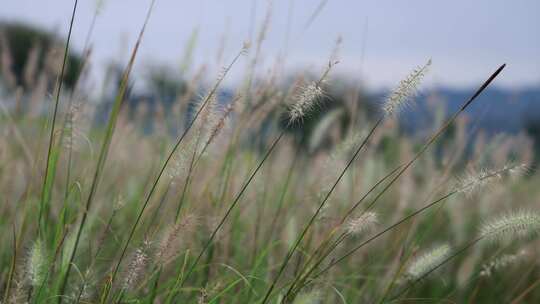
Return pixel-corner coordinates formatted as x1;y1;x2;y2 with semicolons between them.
1;1;539;303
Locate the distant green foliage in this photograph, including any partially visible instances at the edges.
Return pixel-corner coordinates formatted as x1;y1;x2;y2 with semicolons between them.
0;22;82;89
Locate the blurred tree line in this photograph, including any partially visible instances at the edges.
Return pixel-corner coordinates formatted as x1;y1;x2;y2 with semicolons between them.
0;22;82;91
2;21;540;161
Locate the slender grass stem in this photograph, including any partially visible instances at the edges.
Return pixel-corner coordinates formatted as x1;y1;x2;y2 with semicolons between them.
279;64;505;303
389;237;484;302
281;165;403;301
262;147;300;248
57;2;155;301
298;173;499;293
169;131;286;301
106;46;246;298
38;0;78;236
260;116;383;303
290;163;516;301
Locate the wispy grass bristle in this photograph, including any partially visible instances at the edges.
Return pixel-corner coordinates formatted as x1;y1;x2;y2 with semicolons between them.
346;212;378;235
27;239;47;287
404;244;451;281
383;59;431;117
479;210;540;242
122;240;151;291
156;214;198;265
479;250;527;277
454;163;528;196
288;82;324;124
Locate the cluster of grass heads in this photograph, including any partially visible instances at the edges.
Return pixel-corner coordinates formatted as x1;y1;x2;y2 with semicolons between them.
1;1;540;303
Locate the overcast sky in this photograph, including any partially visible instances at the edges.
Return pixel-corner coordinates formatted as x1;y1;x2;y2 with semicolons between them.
2;0;539;89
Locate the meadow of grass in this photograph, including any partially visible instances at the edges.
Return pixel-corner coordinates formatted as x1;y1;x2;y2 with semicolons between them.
0;1;539;303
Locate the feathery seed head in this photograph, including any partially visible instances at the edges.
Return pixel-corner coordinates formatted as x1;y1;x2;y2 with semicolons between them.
346;212;378;235
288;82;324;124
156;214;198;265
479;210;540;242
292;290;321;304
404;244;451;280
504;163;529;178
479;250;527;277
204;100;236;150
113;194;126;212
454;163;528;196
168;146;193;181
27;239;47;287
62;101;89;152
288;61;337;124
123;240;151;291
454;168;495;196
383;59;431;117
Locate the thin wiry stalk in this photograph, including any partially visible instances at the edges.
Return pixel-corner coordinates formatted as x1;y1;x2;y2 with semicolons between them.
314;162;523;280
348;64;507;232
412;243;512;301
389;237;483;301
376;166;528;302
62;8;100;210
263;59;430;303
262;147;301;248
34;228;69;302
281;165;403;301
298;137;507;295
57;2;155;302
145;183;172;237
38;0;78;235
304;63;505;282
106;46;247;297
297;159;511;295
245;149;300;304
376;134;478;300
510;278;540;304
170;62;335;303
192;96;240;168
376;210;451;303
168;131;286;301
294;191;456;296
260;116;383;304
174;136;199;223
287;74;510;298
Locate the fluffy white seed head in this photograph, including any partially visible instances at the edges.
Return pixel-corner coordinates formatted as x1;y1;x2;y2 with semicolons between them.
292;290;321;304
346;212;378;235
383;59;431;117
479;250;527;277
156;214;198;265
204;101;235;151
27;239;47;287
288;61;337;124
123;241;151;291
454;163;528;196
288;82;324;124
479;210;540;242
404;244;451;280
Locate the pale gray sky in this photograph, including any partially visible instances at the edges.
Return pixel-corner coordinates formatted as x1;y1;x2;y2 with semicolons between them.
2;0;539;89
